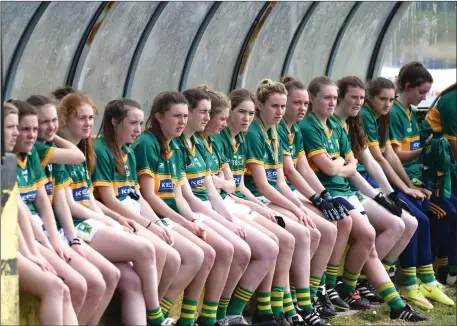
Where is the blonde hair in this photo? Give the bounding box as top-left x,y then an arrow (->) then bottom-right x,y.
195,84 -> 230,117
255,79 -> 287,163
3,101 -> 19,118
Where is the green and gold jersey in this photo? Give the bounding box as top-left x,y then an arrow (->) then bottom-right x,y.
92,137 -> 140,201
34,141 -> 70,203
176,135 -> 210,201
244,118 -> 283,197
421,89 -> 457,142
132,131 -> 184,213
277,118 -> 305,190
389,99 -> 421,180
214,128 -> 246,198
62,162 -> 92,226
360,104 -> 391,152
16,147 -> 48,214
299,112 -> 354,197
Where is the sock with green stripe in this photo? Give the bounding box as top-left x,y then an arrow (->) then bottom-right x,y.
418,264 -> 436,284
160,297 -> 174,315
217,297 -> 230,320
381,259 -> 395,274
340,269 -> 360,296
290,282 -> 297,303
256,291 -> 273,316
227,286 -> 254,316
401,267 -> 418,288
376,281 -> 406,310
283,292 -> 297,318
271,287 -> 284,318
180,299 -> 198,326
450,265 -> 457,274
358,271 -> 368,283
147,306 -> 164,325
296,288 -> 313,313
309,275 -> 321,299
198,300 -> 218,325
437,257 -> 449,275
326,264 -> 339,287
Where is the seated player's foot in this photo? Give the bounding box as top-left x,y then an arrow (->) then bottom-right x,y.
400,285 -> 433,310
390,304 -> 428,322
419,283 -> 455,306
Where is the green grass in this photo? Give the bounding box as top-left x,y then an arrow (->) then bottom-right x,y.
330,286 -> 456,326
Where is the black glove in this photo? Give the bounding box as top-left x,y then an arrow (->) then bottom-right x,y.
321,190 -> 349,219
309,193 -> 340,221
399,199 -> 412,213
374,192 -> 402,217
387,191 -> 403,216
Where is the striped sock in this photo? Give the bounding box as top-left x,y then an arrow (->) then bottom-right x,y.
401,267 -> 418,287
271,287 -> 284,318
290,282 -> 297,303
382,259 -> 395,274
147,306 -> 164,325
160,297 -> 174,315
198,300 -> 218,325
326,264 -> 339,287
417,264 -> 436,284
310,275 -> 321,299
437,257 -> 449,274
283,292 -> 296,318
358,271 -> 368,283
227,286 -> 254,316
217,297 -> 230,320
180,299 -> 198,326
296,288 -> 312,313
376,281 -> 406,310
256,291 -> 273,316
340,269 -> 360,296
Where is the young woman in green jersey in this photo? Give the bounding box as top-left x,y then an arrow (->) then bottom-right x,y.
4,102 -> 77,325
364,76 -> 455,306
334,76 -> 420,303
195,86 -> 310,325
26,94 -> 122,324
299,76 -> 427,321
178,88 -> 279,326
57,92 -> 171,326
11,99 -> 117,325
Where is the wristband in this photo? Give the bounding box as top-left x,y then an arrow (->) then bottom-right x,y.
70,238 -> 82,246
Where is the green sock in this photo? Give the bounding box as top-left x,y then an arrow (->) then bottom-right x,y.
326,264 -> 339,287
160,297 -> 174,315
290,282 -> 297,302
437,257 -> 449,274
382,259 -> 395,274
217,297 -> 230,320
320,271 -> 327,286
180,299 -> 198,326
401,267 -> 418,287
271,287 -> 284,318
283,292 -> 297,318
227,286 -> 254,316
256,291 -> 273,315
418,264 -> 436,284
341,269 -> 359,296
296,288 -> 312,313
358,271 -> 368,283
198,300 -> 218,325
376,281 -> 406,310
450,265 -> 457,274
309,275 -> 321,299
147,306 -> 164,325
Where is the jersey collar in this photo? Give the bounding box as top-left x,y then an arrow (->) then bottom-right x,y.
394,99 -> 412,121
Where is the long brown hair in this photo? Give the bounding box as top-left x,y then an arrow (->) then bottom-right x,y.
396,61 -> 433,92
336,76 -> 368,157
145,91 -> 189,158
366,77 -> 395,147
228,88 -> 257,111
280,75 -> 306,93
57,92 -> 98,173
307,76 -> 336,112
98,99 -> 141,175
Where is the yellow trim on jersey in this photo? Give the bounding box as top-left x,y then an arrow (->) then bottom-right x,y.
307,148 -> 327,158
246,158 -> 265,165
40,146 -> 56,169
444,134 -> 457,141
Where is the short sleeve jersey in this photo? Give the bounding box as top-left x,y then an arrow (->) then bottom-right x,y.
360,104 -> 391,152
16,147 -> 48,214
277,119 -> 306,190
63,162 -> 92,226
244,118 -> 283,197
132,131 -> 184,213
199,135 -> 229,199
299,112 -> 354,197
214,128 -> 246,199
389,99 -> 422,180
421,89 -> 457,141
92,138 -> 140,201
34,142 -> 70,203
176,135 -> 211,201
